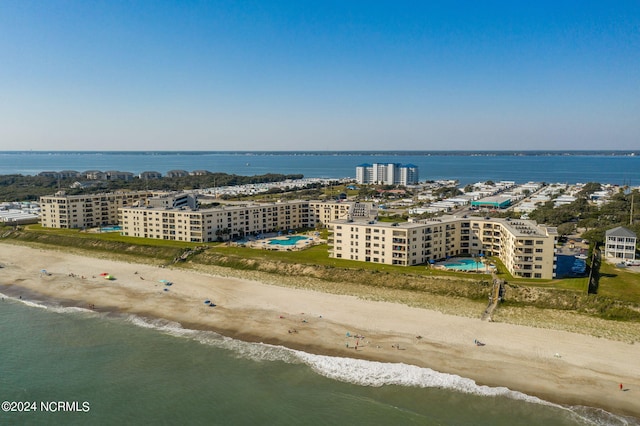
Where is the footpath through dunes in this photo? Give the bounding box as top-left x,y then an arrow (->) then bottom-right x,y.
1,243 -> 640,419
481,273 -> 504,321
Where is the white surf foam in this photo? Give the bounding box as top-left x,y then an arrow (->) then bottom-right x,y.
36,308 -> 638,426
293,350 -> 543,401
49,305 -> 96,314
0,292 -> 49,310
123,313 -> 300,363
0,292 -> 97,315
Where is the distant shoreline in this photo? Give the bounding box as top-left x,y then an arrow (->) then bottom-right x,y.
2,151 -> 638,185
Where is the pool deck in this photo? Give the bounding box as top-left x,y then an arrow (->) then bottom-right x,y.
233,233 -> 323,251
433,259 -> 495,273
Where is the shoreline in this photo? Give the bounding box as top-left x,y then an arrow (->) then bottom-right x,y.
1,243 -> 639,419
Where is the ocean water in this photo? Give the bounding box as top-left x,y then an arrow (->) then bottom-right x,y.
1,151 -> 639,186
0,295 -> 636,426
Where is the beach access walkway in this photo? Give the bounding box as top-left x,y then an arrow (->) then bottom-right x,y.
481,273 -> 503,321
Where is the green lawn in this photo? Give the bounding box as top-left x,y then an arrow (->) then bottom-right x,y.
22,224 -> 201,249
209,243 -> 493,281
598,262 -> 640,303
10,225 -> 640,304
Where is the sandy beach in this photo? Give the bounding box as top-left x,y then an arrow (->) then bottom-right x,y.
1,243 -> 639,419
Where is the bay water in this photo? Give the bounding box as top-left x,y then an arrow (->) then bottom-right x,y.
1,151 -> 639,186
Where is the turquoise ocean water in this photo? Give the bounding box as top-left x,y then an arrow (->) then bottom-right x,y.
0,295 -> 637,426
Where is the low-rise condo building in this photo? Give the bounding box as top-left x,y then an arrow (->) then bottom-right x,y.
40,190 -> 155,229
118,197 -> 378,242
328,216 -> 557,279
119,200 -> 312,242
40,190 -> 378,232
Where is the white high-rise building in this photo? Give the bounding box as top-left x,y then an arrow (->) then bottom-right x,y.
355,163 -> 419,185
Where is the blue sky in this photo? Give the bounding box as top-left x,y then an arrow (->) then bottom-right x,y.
1,1 -> 638,151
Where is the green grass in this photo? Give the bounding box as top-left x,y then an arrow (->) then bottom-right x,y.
598,262 -> 640,303
21,224 -> 200,249
2,224 -> 200,264
209,243 -> 493,280
5,224 -> 640,305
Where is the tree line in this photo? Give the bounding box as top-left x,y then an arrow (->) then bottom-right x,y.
0,172 -> 304,202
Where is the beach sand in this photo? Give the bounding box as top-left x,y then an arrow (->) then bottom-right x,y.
1,243 -> 639,418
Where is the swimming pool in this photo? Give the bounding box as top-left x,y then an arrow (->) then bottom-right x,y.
442,258 -> 486,271
100,226 -> 122,232
268,236 -> 310,246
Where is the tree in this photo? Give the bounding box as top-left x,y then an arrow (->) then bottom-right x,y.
557,222 -> 576,236
578,182 -> 602,198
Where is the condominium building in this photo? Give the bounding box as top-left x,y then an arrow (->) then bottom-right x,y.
355,163 -> 419,186
119,200 -> 312,242
118,197 -> 379,242
328,216 -> 558,279
147,192 -> 198,209
40,190 -> 155,229
604,226 -> 637,261
307,201 -> 377,225
39,189 -> 379,232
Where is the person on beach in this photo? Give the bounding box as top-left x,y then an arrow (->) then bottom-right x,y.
619,383 -> 623,391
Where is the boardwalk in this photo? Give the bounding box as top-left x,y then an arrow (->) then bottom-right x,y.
481,273 -> 503,321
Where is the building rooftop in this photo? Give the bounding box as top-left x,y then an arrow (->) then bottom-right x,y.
606,226 -> 637,238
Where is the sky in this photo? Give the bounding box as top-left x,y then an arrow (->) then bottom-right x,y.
0,1 -> 638,151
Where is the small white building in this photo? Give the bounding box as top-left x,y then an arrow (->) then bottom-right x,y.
604,226 -> 637,261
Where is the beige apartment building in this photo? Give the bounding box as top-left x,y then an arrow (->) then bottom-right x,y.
118,199 -> 378,242
328,216 -> 557,279
119,200 -> 311,242
307,201 -> 377,224
40,191 -> 155,229
39,189 -> 379,234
